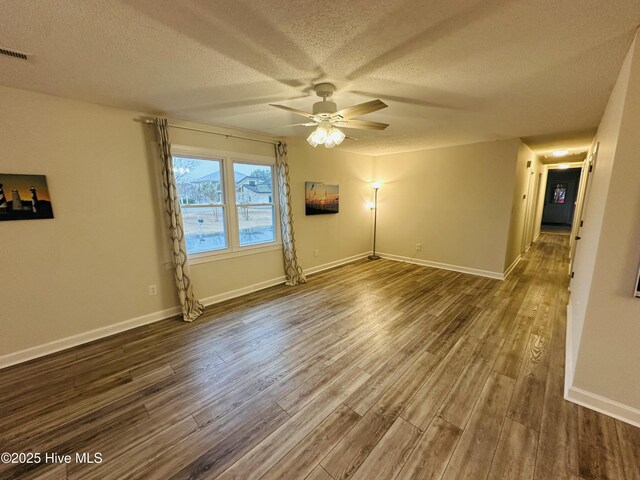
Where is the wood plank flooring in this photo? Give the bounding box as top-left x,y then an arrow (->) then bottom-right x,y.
1,234 -> 638,479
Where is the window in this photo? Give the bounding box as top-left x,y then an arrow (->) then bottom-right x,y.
234,163 -> 276,246
172,149 -> 279,260
174,156 -> 227,254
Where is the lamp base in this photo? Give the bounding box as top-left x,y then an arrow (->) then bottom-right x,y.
368,254 -> 381,260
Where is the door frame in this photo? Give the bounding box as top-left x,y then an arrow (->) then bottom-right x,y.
569,142 -> 599,276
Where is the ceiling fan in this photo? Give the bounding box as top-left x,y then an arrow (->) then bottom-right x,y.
270,83 -> 389,148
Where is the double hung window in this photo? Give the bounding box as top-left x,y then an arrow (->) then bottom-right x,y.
172,148 -> 279,261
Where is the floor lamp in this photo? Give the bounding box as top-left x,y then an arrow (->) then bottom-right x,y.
368,182 -> 381,260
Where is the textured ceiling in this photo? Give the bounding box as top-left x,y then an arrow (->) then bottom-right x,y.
1,0 -> 639,155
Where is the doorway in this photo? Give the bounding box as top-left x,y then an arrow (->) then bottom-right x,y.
541,168 -> 582,232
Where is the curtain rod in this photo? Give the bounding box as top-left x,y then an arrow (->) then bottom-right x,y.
143,119 -> 279,146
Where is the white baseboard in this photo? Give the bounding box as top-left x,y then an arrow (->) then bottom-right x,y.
533,231 -> 541,243
0,305 -> 182,370
199,276 -> 286,307
504,255 -> 522,279
378,252 -> 504,280
0,253 -> 371,370
564,304 -> 640,427
565,303 -> 574,397
566,386 -> 640,428
305,252 -> 370,276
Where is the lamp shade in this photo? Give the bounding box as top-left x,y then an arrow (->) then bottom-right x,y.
306,131 -> 320,147
306,122 -> 346,148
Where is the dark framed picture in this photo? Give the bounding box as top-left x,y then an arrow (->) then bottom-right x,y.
0,173 -> 54,221
305,182 -> 339,215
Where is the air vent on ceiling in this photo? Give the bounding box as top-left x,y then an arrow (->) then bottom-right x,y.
0,47 -> 29,60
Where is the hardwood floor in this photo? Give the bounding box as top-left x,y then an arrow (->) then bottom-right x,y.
1,234 -> 638,479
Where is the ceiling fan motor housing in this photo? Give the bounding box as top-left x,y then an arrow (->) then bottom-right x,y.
313,100 -> 337,117
312,83 -> 338,117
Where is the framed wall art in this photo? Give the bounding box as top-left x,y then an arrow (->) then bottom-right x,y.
305,182 -> 339,215
0,173 -> 54,221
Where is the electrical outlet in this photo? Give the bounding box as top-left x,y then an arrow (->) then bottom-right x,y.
416,243 -> 422,251
148,284 -> 158,296
314,249 -> 319,257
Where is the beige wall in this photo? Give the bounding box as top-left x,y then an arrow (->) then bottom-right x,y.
532,167 -> 548,241
0,86 -> 371,360
504,143 -> 541,271
287,139 -> 373,270
567,47 -> 630,384
571,35 -> 640,410
0,86 -> 177,356
372,139 -> 521,276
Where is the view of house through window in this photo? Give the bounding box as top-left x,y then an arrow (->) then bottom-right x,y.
234,163 -> 275,246
173,155 -> 276,256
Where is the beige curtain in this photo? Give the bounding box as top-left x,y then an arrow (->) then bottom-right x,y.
275,141 -> 306,285
156,118 -> 204,322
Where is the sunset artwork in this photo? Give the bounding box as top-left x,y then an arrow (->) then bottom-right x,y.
305,182 -> 339,215
0,174 -> 54,221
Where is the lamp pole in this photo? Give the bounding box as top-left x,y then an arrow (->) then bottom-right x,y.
368,183 -> 381,260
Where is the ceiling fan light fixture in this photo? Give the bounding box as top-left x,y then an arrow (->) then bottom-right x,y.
306,131 -> 320,147
308,127 -> 326,145
324,136 -> 337,148
329,127 -> 345,145
306,120 -> 344,148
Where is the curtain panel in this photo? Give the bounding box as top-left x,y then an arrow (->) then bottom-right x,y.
156,118 -> 204,322
275,141 -> 306,285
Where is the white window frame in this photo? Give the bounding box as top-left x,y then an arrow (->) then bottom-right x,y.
171,145 -> 281,264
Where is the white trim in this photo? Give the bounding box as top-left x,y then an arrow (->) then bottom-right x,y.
533,231 -> 541,243
504,254 -> 522,279
0,305 -> 181,370
564,304 -> 640,428
188,243 -> 282,265
171,144 -> 274,164
305,252 -> 370,276
170,144 -> 282,259
566,386 -> 640,428
565,303 -> 574,396
378,252 -> 504,280
0,252 -> 371,370
199,276 -> 286,307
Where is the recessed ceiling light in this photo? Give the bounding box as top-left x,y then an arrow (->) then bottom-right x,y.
552,149 -> 569,157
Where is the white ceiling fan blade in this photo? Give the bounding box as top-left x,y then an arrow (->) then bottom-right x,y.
333,99 -> 387,120
270,104 -> 316,119
333,119 -> 389,130
282,122 -> 319,127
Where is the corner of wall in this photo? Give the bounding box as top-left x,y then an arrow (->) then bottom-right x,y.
565,32 -> 640,427
503,141 -> 535,271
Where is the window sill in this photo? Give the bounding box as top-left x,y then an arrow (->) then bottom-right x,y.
185,242 -> 283,265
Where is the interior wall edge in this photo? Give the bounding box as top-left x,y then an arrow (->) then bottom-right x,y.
565,386 -> 640,428
198,276 -> 287,309
304,252 -> 372,276
0,304 -> 182,370
503,254 -> 522,279
0,251 -> 374,370
378,252 -> 505,280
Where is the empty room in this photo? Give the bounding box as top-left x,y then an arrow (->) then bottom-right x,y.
1,1 -> 640,479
